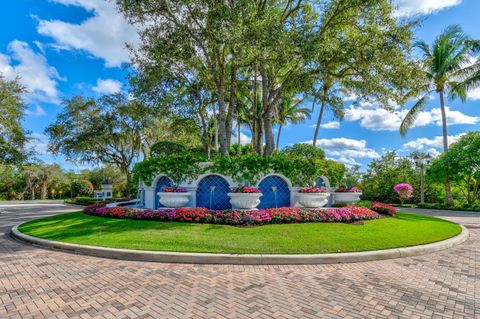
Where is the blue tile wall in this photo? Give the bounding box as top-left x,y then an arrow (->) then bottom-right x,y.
196,175 -> 232,210
155,176 -> 173,209
258,176 -> 290,209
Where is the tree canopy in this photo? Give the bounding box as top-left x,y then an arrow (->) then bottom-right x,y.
0,76 -> 28,164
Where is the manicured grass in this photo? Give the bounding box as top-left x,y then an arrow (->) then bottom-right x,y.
18,212 -> 462,254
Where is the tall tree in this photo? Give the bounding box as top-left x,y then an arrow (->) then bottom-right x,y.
0,75 -> 28,164
400,25 -> 480,206
46,94 -> 153,194
275,97 -> 311,150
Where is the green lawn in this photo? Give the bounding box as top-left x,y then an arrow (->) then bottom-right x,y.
18,212 -> 462,254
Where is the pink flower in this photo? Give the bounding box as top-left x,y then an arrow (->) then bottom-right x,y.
299,187 -> 327,193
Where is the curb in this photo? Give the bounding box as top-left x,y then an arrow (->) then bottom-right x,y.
11,225 -> 468,265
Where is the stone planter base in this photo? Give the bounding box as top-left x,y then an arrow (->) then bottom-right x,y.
158,192 -> 191,208
228,193 -> 262,210
296,192 -> 330,208
333,192 -> 362,204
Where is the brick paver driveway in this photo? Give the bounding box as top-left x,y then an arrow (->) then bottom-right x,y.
0,201 -> 478,319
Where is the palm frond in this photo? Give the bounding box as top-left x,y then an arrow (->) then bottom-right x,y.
448,81 -> 468,102
400,94 -> 430,137
413,40 -> 431,58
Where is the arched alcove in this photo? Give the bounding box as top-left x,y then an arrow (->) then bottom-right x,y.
257,175 -> 291,209
315,176 -> 331,189
196,174 -> 232,210
154,176 -> 173,209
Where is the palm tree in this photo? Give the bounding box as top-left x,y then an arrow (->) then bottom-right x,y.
400,25 -> 480,206
275,98 -> 311,150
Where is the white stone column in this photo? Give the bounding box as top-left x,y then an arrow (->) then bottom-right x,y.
144,186 -> 156,209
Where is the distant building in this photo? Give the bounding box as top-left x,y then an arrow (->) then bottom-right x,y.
93,182 -> 113,199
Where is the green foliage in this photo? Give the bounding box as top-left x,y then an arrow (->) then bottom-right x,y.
428,131 -> 480,205
0,76 -> 28,164
150,141 -> 186,158
281,144 -> 326,160
360,152 -> 417,202
135,143 -> 345,188
70,180 -> 94,197
210,154 -> 271,186
134,152 -> 203,186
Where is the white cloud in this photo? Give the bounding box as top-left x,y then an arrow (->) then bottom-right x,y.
394,0 -> 461,17
36,0 -> 140,67
93,78 -> 122,94
344,105 -> 479,131
301,137 -> 380,166
0,40 -> 63,104
27,132 -> 50,155
468,87 -> 480,100
402,133 -> 465,156
309,121 -> 340,130
25,105 -> 47,116
322,121 -> 340,129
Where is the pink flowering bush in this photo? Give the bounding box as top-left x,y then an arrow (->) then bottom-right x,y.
371,201 -> 397,216
298,187 -> 327,193
84,203 -> 380,226
162,187 -> 188,193
230,186 -> 262,193
393,183 -> 413,204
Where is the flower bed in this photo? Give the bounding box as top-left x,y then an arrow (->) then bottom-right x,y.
230,186 -> 261,193
84,203 -> 379,226
371,201 -> 397,216
335,186 -> 362,192
163,187 -> 188,192
299,187 -> 327,193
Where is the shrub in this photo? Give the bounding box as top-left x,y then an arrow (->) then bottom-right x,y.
371,201 -> 397,216
84,204 -> 380,226
70,180 -> 94,197
393,183 -> 413,205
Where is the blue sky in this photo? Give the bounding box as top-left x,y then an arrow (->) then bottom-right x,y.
1,0 -> 479,171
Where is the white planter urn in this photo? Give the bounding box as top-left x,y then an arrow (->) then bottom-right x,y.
228,193 -> 262,210
158,192 -> 191,208
296,192 -> 330,208
333,192 -> 362,204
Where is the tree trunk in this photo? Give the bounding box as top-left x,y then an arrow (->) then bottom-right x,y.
259,65 -> 275,156
212,103 -> 219,152
225,62 -> 238,153
439,91 -> 454,206
263,113 -> 275,156
41,180 -> 48,200
313,87 -> 328,146
237,117 -> 241,155
276,124 -> 283,150
252,64 -> 263,155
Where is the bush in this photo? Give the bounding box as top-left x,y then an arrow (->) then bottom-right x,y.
84,204 -> 380,226
371,202 -> 397,216
70,180 -> 94,197
73,197 -> 130,206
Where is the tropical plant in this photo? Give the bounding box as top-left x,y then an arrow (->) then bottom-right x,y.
427,131 -> 480,205
0,76 -> 28,164
275,97 -> 311,150
400,25 -> 480,206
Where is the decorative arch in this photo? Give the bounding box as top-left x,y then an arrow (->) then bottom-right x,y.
315,176 -> 331,189
154,175 -> 173,209
256,174 -> 291,209
195,174 -> 232,210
